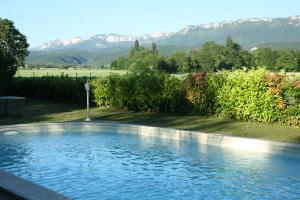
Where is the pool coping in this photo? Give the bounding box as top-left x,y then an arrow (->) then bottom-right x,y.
0,170 -> 70,200
1,121 -> 300,154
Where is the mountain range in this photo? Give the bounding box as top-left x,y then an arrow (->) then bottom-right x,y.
27,16 -> 300,66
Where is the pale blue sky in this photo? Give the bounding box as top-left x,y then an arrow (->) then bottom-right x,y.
1,0 -> 300,47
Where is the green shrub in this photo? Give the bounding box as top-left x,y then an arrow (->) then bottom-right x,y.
160,76 -> 186,111
217,69 -> 274,121
8,69 -> 299,126
184,72 -> 219,114
9,76 -> 86,104
215,69 -> 299,124
91,76 -> 110,106
92,70 -> 186,112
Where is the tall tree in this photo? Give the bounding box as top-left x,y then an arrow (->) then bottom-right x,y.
134,39 -> 140,51
0,18 -> 29,92
151,42 -> 158,54
252,48 -> 278,70
275,50 -> 298,71
226,37 -> 241,52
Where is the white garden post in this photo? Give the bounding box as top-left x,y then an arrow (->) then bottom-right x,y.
84,80 -> 91,122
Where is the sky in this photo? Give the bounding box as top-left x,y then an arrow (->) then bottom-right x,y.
1,0 -> 300,47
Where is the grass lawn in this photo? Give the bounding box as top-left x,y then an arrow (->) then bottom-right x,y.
0,99 -> 299,144
15,69 -> 128,77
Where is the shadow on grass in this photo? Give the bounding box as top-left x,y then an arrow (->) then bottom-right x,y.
1,100 -> 300,144
0,99 -> 83,125
95,111 -> 234,133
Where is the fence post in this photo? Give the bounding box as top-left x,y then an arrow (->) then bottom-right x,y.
33,72 -> 34,77
76,72 -> 77,78
90,72 -> 91,79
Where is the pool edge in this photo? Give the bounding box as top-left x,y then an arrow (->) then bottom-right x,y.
0,170 -> 70,200
1,121 -> 300,155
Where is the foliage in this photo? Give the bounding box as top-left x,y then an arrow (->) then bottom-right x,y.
8,76 -> 86,104
8,68 -> 299,125
252,48 -> 300,72
91,68 -> 300,125
0,18 -> 29,93
184,72 -> 218,114
92,70 -> 186,112
216,69 -> 299,125
110,39 -> 300,74
91,77 -> 110,106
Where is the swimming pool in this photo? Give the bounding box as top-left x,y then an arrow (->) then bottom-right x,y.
0,123 -> 299,199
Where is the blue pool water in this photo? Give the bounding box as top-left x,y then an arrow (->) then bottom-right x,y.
0,130 -> 299,200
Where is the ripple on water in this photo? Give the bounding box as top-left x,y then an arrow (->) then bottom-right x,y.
0,131 -> 299,200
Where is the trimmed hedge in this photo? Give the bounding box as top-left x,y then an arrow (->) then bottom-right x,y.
6,69 -> 299,125
8,76 -> 87,104
91,71 -> 186,112
92,69 -> 299,125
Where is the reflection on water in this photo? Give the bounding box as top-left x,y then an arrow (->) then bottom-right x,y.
0,131 -> 299,200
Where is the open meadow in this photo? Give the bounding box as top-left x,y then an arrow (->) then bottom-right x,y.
16,68 -> 128,77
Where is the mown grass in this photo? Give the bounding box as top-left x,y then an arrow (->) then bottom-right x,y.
0,99 -> 299,143
15,69 -> 189,80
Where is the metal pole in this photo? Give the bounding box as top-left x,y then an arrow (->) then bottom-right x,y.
84,80 -> 91,122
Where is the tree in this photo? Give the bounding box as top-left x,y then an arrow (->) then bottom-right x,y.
168,51 -> 190,73
187,50 -> 201,72
151,42 -> 158,54
275,50 -> 298,71
198,41 -> 228,71
252,48 -> 278,70
0,18 -> 29,91
128,46 -> 135,58
134,39 -> 140,51
226,36 -> 241,52
239,50 -> 255,68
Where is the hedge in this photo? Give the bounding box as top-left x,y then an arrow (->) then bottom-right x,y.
6,69 -> 299,125
91,70 -> 186,112
92,69 -> 299,125
7,76 -> 87,104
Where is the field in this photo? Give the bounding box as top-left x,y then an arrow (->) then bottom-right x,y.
16,69 -> 128,77
15,69 -> 299,79
15,68 -> 189,79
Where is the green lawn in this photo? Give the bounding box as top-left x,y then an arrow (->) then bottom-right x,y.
0,99 -> 299,144
15,69 -> 128,77
15,69 -> 189,79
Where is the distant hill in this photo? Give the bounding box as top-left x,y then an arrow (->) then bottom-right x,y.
27,16 -> 300,66
28,47 -> 129,66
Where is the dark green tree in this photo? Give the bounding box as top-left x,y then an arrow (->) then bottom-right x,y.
151,42 -> 158,54
134,39 -> 140,51
198,41 -> 228,71
168,51 -> 190,73
226,36 -> 241,52
275,50 -> 298,71
252,48 -> 278,70
0,18 -> 29,92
